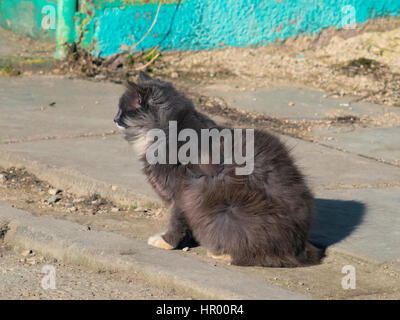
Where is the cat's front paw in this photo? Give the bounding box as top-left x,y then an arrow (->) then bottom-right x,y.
147,233 -> 174,250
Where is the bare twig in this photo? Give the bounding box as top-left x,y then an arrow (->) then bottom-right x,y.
130,1 -> 163,51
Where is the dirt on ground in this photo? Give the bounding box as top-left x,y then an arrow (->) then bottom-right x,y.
0,241 -> 188,299
0,166 -> 168,238
0,28 -> 55,59
2,17 -> 400,138
0,27 -> 55,77
186,90 -> 400,143
32,16 -> 400,108
1,17 -> 400,300
1,166 -> 399,300
155,16 -> 400,107
2,16 -> 400,107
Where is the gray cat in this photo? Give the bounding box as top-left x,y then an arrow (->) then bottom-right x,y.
114,72 -> 320,267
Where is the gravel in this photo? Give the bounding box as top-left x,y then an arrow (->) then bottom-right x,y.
0,244 -> 188,300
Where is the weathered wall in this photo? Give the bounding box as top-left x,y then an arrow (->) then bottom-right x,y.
0,0 -> 57,41
77,0 -> 400,57
1,0 -> 400,56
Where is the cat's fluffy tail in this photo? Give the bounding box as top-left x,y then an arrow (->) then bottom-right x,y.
267,242 -> 321,267
232,242 -> 322,268
296,242 -> 322,266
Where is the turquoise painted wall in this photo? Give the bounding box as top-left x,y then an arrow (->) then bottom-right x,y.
1,0 -> 400,56
0,0 -> 57,41
80,0 -> 400,57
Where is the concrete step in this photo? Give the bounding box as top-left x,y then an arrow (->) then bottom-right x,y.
0,204 -> 308,300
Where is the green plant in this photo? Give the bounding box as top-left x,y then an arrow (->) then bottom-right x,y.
0,65 -> 21,77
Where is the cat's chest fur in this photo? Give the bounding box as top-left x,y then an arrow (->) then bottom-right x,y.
132,134 -> 148,157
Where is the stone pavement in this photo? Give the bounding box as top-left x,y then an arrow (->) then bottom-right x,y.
0,76 -> 399,271
0,76 -> 121,143
201,84 -> 400,121
201,83 -> 400,167
201,83 -> 400,264
0,204 -> 306,299
313,126 -> 400,166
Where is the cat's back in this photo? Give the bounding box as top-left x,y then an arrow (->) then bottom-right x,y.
248,129 -> 312,204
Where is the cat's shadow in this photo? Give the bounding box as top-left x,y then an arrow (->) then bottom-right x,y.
310,198 -> 366,249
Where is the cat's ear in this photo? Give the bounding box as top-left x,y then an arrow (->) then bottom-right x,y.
120,81 -> 145,110
138,71 -> 153,83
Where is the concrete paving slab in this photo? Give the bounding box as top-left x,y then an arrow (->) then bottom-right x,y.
1,134 -> 400,206
0,135 -> 400,199
313,126 -> 400,166
0,135 -> 157,206
0,204 -> 308,299
0,76 -> 123,143
201,84 -> 400,121
312,187 -> 400,264
281,135 -> 400,190
1,133 -> 399,265
1,76 -> 399,267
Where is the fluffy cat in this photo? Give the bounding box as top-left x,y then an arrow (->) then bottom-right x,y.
114,72 -> 320,267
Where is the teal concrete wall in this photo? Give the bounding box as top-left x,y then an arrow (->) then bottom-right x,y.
1,0 -> 400,56
78,0 -> 400,57
0,0 -> 57,41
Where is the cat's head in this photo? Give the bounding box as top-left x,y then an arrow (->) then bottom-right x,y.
114,72 -> 193,133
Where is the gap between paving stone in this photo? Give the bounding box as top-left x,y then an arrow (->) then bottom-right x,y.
2,76 -> 399,268
2,75 -> 398,171
2,134 -> 400,204
0,146 -> 158,208
199,84 -> 400,121
313,127 -> 400,167
1,131 -> 120,145
313,187 -> 400,264
1,134 -> 400,266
